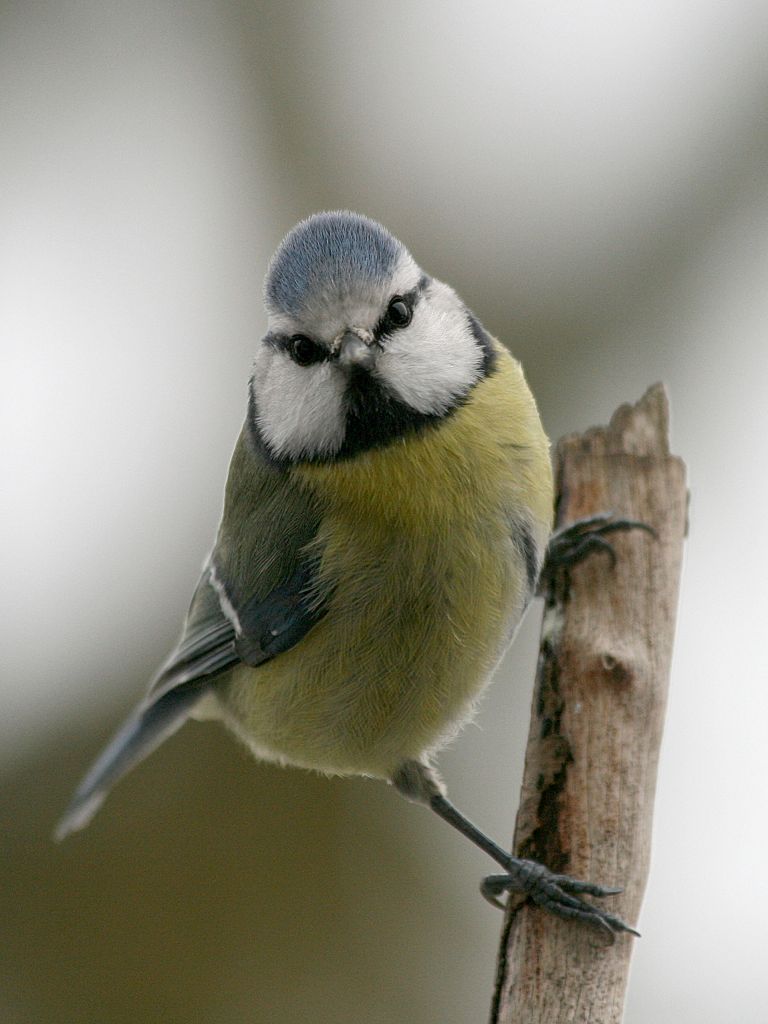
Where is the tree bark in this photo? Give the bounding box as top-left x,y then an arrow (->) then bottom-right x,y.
490,384 -> 687,1024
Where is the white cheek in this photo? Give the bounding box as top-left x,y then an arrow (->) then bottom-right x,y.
252,346 -> 346,459
375,285 -> 483,415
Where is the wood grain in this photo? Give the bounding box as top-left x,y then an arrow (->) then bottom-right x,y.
491,384 -> 687,1024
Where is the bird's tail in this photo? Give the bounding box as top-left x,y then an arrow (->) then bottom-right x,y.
54,681 -> 209,841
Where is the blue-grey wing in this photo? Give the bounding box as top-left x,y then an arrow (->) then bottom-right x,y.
55,429 -> 327,839
146,558 -> 240,702
54,565 -> 238,840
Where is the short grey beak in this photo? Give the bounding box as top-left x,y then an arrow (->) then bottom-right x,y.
337,331 -> 377,372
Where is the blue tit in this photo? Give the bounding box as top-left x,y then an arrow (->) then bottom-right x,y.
56,211 -> 635,936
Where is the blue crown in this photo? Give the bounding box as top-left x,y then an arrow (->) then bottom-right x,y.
266,211 -> 404,316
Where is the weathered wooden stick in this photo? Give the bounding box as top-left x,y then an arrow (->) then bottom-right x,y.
490,384 -> 687,1024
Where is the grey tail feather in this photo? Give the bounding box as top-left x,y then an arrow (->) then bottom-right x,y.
54,681 -> 209,841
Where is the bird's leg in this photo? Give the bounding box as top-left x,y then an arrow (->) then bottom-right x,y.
392,761 -> 639,942
538,513 -> 655,592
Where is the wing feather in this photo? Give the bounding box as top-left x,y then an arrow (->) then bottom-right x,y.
56,430 -> 327,838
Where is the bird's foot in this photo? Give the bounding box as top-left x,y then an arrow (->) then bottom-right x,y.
481,857 -> 639,943
538,513 -> 655,591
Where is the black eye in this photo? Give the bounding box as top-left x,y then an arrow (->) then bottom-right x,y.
385,296 -> 412,329
289,335 -> 325,366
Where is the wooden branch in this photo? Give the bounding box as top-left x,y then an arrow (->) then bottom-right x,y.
490,384 -> 687,1024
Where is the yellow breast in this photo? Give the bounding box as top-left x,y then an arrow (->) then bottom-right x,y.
221,344 -> 553,779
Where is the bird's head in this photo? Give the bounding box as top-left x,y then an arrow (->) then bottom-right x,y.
250,211 -> 495,464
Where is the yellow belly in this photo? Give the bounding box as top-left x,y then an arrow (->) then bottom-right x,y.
220,345 -> 553,778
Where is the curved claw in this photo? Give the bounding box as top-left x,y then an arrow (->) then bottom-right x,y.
547,874 -> 624,898
480,859 -> 640,941
556,534 -> 618,569
481,874 -> 511,910
539,513 -> 657,590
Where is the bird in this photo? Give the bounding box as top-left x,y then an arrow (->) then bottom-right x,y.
56,210 -> 636,937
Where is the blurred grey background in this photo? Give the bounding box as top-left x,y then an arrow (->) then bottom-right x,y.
2,2 -> 767,1022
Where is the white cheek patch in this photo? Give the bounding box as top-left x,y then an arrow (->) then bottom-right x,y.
374,280 -> 484,415
251,345 -> 346,460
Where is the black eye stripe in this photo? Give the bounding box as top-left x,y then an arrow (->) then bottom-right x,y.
263,332 -> 328,366
374,275 -> 430,343
261,275 -> 431,358
289,334 -> 326,366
